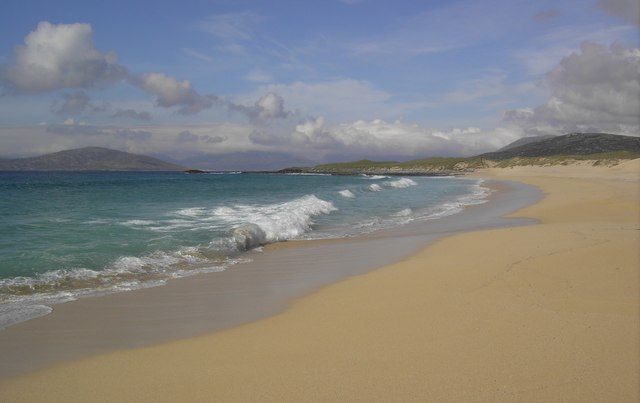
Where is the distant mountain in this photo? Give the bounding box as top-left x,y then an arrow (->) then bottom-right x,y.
496,135 -> 557,152
481,133 -> 640,160
0,147 -> 187,171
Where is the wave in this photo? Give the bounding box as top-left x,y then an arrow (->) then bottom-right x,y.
217,195 -> 337,250
0,248 -> 229,299
122,219 -> 158,226
0,303 -> 53,330
416,180 -> 490,220
0,194 -> 337,328
0,244 -> 237,329
175,207 -> 207,217
393,208 -> 413,217
360,174 -> 389,180
338,189 -> 356,198
367,178 -> 415,192
384,178 -> 417,188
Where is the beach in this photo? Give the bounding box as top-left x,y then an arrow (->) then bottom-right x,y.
0,161 -> 638,402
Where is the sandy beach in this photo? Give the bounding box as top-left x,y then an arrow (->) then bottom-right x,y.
1,161 -> 638,402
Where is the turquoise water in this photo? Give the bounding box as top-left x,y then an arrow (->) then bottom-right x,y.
0,171 -> 488,328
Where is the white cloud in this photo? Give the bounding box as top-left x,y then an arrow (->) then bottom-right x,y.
249,117 -> 521,159
324,120 -> 520,157
228,92 -> 289,121
134,72 -> 216,115
506,42 -> 640,135
515,24 -> 635,75
1,22 -> 126,93
2,22 -> 221,117
291,117 -> 339,147
255,92 -> 287,119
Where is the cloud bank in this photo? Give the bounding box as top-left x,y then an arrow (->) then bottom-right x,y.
505,42 -> 640,135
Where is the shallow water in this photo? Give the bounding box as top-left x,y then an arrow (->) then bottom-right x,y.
0,171 -> 488,328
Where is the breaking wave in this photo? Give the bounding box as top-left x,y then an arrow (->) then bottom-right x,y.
218,195 -> 337,250
338,189 -> 356,198
384,178 -> 417,188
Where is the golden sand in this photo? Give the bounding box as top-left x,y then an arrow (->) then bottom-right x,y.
1,161 -> 638,402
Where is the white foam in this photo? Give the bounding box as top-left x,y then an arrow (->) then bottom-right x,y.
0,304 -> 53,330
369,184 -> 382,192
122,219 -> 157,226
393,208 -> 413,217
232,224 -> 268,250
361,174 -> 389,180
0,241 -> 244,329
338,189 -> 356,198
82,219 -> 111,225
416,179 -> 490,221
384,178 -> 417,188
175,207 -> 206,217
215,194 -> 337,250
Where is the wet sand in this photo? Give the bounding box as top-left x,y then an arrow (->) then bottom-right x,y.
0,161 -> 638,402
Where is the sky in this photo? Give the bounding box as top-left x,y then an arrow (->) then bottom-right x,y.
1,0 -> 638,168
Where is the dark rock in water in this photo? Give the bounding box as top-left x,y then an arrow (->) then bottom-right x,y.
185,169 -> 209,174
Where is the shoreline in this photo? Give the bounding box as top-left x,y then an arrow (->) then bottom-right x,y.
1,161 -> 637,401
0,178 -> 539,379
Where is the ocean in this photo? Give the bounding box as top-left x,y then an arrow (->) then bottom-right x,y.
0,171 -> 489,329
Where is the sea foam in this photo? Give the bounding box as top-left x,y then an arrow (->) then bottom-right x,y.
339,189 -> 356,198
216,195 -> 337,250
384,178 -> 417,188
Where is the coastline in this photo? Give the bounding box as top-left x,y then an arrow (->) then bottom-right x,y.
1,161 -> 638,401
0,177 -> 538,379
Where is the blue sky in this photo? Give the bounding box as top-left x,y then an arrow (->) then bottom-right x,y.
1,0 -> 638,168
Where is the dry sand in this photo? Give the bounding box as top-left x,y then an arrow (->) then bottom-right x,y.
1,160 -> 638,402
